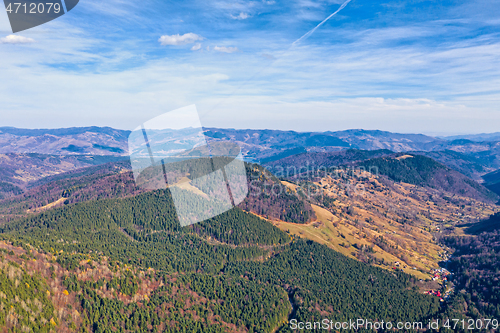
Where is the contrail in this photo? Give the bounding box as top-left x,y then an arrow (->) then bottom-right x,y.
292,0 -> 353,46
198,0 -> 353,120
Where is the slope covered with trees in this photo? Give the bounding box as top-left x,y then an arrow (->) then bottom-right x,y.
357,154 -> 498,202
440,213 -> 500,328
0,161 -> 316,225
0,188 -> 443,332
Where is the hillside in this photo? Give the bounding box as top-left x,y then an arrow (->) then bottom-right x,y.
206,128 -> 500,164
264,150 -> 497,203
1,150 -> 496,279
464,212 -> 500,234
0,127 -> 499,332
0,160 -> 316,225
270,163 -> 498,279
416,150 -> 498,181
482,169 -> 500,197
0,127 -> 129,156
442,132 -> 500,142
2,127 -> 499,192
0,189 -> 442,332
263,149 -> 393,177
356,154 -> 498,203
0,154 -> 126,193
0,161 -> 141,222
3,126 -> 500,169
440,213 -> 500,321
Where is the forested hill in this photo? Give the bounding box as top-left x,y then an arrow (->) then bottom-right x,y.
263,150 -> 497,203
441,212 -> 500,321
0,127 -> 129,156
0,161 -> 316,225
482,169 -> 500,197
464,211 -> 500,235
263,149 -> 393,176
356,154 -> 498,203
0,188 -> 442,332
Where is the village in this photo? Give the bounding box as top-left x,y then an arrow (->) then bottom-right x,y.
392,259 -> 453,303
424,267 -> 453,302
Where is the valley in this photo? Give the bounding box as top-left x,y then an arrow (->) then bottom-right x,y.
271,169 -> 498,280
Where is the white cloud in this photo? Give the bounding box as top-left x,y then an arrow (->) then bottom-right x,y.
214,46 -> 239,53
231,12 -> 249,20
191,43 -> 202,51
0,35 -> 35,44
158,33 -> 203,46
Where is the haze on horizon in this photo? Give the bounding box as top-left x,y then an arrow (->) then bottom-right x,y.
0,0 -> 499,135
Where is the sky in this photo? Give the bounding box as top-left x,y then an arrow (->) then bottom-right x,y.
0,0 -> 499,135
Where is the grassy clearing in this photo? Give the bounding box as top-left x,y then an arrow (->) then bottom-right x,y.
27,197 -> 67,213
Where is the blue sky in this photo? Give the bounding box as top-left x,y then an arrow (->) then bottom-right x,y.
0,0 -> 499,135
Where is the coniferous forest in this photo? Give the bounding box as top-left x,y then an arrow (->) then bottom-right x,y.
0,187 -> 445,332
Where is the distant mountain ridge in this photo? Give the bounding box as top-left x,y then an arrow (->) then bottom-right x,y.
0,126 -> 131,139
2,125 -> 500,156
204,128 -> 500,162
441,132 -> 500,142
1,126 -> 499,182
0,126 -> 130,156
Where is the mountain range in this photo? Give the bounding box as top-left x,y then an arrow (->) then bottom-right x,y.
2,126 -> 500,182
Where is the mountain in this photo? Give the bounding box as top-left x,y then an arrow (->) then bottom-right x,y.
0,127 -> 130,156
205,129 -> 500,175
263,150 -> 497,203
2,127 -> 500,179
356,154 -> 498,203
205,128 -> 444,162
0,159 -> 316,225
2,149 -> 495,279
267,154 -> 498,276
442,132 -> 500,142
263,149 -> 394,177
0,160 -> 139,222
0,153 -> 126,190
441,212 -> 500,320
464,211 -> 500,234
482,169 -> 500,197
415,150 -> 498,181
325,129 -> 443,151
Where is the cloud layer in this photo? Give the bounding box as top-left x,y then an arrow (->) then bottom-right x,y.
0,0 -> 499,135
